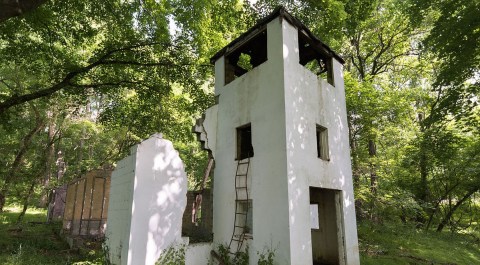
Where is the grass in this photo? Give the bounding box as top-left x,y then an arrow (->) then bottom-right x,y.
2,205 -> 480,264
0,205 -> 104,265
359,221 -> 480,265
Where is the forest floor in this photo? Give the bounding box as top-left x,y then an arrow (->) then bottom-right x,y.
359,220 -> 480,264
1,206 -> 480,264
0,205 -> 102,265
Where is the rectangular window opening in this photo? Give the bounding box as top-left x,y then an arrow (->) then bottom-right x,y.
316,125 -> 329,161
239,200 -> 253,234
298,31 -> 334,86
237,124 -> 254,160
225,29 -> 268,85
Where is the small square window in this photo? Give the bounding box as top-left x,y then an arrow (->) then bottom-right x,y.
236,124 -> 254,160
316,125 -> 329,160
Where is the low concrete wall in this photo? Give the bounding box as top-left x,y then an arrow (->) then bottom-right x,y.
106,134 -> 187,265
185,242 -> 213,265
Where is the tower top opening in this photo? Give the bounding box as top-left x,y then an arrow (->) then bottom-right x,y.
210,6 -> 344,65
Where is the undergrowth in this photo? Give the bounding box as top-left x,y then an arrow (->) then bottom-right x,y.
358,220 -> 480,265
155,244 -> 186,265
0,205 -> 103,265
2,205 -> 479,265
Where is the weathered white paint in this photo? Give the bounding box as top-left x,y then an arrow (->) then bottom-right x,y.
185,242 -> 213,265
105,134 -> 187,265
203,105 -> 218,157
105,146 -> 136,265
310,204 -> 319,229
204,15 -> 360,265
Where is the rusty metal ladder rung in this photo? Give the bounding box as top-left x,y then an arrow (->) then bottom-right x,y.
228,157 -> 251,253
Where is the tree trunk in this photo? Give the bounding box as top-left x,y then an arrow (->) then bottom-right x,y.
16,180 -> 36,224
417,113 -> 430,225
418,113 -> 429,203
368,138 -> 378,221
436,186 -> 480,232
419,149 -> 429,201
0,119 -> 44,212
368,139 -> 377,194
349,125 -> 360,190
425,182 -> 460,230
38,113 -> 56,207
56,150 -> 66,181
77,126 -> 86,175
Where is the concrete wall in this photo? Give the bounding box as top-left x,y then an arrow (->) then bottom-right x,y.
106,134 -> 187,265
185,242 -> 213,265
211,18 -> 291,264
207,16 -> 359,265
106,146 -> 136,265
282,20 -> 359,264
203,105 -> 218,157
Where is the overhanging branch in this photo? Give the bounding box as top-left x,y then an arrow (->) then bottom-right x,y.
0,42 -> 207,115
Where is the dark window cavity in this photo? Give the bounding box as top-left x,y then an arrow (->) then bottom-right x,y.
239,199 -> 253,234
316,125 -> 329,160
237,124 -> 254,160
298,31 -> 334,85
225,30 -> 267,85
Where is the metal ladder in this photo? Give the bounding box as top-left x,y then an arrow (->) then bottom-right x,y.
228,157 -> 251,252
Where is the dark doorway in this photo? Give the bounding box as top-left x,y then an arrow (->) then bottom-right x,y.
310,187 -> 346,265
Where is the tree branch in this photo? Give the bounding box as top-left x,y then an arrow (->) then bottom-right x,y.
0,42 -> 204,114
68,80 -> 144,89
100,59 -> 210,68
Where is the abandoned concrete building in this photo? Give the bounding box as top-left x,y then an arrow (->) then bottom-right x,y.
105,7 -> 359,265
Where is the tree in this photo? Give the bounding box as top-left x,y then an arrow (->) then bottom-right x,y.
0,0 -> 212,116
0,0 -> 180,209
0,103 -> 45,211
409,0 -> 480,124
396,0 -> 480,229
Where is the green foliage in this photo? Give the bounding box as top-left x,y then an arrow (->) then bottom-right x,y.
215,244 -> 277,265
257,247 -> 276,265
217,244 -> 232,264
171,0 -> 257,60
216,244 -> 249,265
253,0 -> 347,49
359,220 -> 480,264
408,0 -> 480,124
0,0 -> 218,205
155,244 -> 186,265
0,0 -> 478,250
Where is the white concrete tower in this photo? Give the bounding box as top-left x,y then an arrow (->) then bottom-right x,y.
200,7 -> 360,265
